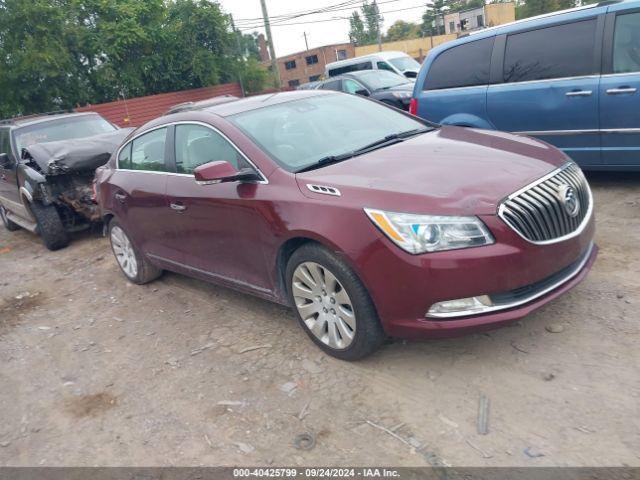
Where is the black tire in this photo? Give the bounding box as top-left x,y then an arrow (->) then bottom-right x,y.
30,202 -> 69,251
108,218 -> 162,285
0,204 -> 20,231
286,243 -> 386,361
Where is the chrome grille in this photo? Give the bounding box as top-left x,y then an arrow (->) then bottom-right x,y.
499,163 -> 592,243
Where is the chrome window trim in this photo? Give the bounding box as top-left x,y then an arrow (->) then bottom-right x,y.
424,75 -> 602,93
426,241 -> 594,319
497,162 -> 593,246
601,71 -> 640,78
115,121 -> 269,184
515,128 -> 640,136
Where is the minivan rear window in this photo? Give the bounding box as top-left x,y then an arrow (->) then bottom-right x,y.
503,19 -> 597,83
424,37 -> 494,90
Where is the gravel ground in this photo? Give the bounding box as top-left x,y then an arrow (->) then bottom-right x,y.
0,171 -> 638,467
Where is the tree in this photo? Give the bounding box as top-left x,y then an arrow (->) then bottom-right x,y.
385,20 -> 420,42
0,0 -> 267,118
348,1 -> 381,46
421,0 -> 447,36
515,0 -> 596,19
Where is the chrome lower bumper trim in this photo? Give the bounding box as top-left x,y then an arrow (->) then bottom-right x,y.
426,242 -> 594,319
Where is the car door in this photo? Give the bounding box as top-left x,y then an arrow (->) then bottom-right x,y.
599,8 -> 640,167
487,16 -> 604,167
0,127 -> 24,216
163,122 -> 272,292
109,127 -> 177,260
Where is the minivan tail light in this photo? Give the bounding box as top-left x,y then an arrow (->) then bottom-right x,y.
409,98 -> 418,116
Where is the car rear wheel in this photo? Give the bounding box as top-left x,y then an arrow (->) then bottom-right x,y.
286,243 -> 386,360
0,205 -> 20,232
108,219 -> 162,284
30,202 -> 69,251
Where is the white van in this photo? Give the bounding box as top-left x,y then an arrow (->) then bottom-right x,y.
325,51 -> 421,79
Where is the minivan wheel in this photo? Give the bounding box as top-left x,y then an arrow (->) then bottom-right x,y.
0,205 -> 20,231
108,219 -> 162,285
30,202 -> 69,250
286,243 -> 386,360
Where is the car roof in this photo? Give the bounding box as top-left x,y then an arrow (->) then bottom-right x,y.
0,111 -> 102,129
200,89 -> 335,117
326,51 -> 410,69
166,95 -> 240,114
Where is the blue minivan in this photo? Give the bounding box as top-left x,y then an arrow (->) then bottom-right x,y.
411,0 -> 640,169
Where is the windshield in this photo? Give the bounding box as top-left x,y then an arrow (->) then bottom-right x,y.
357,70 -> 412,90
14,115 -> 116,152
389,56 -> 421,72
229,94 -> 429,172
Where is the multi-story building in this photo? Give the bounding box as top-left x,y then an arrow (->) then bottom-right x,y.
444,2 -> 515,34
276,43 -> 355,88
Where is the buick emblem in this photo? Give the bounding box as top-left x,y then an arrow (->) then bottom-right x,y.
557,184 -> 580,217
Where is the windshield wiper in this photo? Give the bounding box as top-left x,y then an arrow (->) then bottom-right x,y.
295,128 -> 431,173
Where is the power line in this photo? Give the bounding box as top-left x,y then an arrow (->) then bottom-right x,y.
233,0 -> 366,24
237,3 -> 429,31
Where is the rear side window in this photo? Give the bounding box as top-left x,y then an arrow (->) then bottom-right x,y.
129,128 -> 168,172
504,19 -> 597,83
328,61 -> 372,77
613,12 -> 640,74
424,37 -> 494,90
377,61 -> 395,72
321,80 -> 342,91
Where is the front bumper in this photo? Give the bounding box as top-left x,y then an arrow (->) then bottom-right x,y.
356,212 -> 597,339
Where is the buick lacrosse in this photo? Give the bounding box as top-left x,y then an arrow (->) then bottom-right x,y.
96,91 -> 597,360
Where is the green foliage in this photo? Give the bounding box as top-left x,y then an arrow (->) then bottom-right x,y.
384,20 -> 420,42
348,1 -> 382,46
515,0 -> 596,20
0,0 -> 265,118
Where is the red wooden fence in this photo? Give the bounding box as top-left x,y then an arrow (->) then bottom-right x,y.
76,83 -> 243,128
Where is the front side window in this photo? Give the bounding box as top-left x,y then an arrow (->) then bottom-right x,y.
118,143 -> 132,169
343,79 -> 365,94
504,19 -> 597,83
377,61 -> 395,72
613,12 -> 640,74
356,70 -> 410,90
175,124 -> 249,174
129,128 -> 167,172
320,79 -> 341,91
424,37 -> 494,90
389,56 -> 421,72
229,94 -> 429,172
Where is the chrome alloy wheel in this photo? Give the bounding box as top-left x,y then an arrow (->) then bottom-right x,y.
110,225 -> 138,279
292,262 -> 356,350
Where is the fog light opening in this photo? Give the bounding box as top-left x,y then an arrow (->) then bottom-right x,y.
427,295 -> 493,316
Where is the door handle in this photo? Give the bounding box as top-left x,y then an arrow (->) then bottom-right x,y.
565,90 -> 592,97
170,202 -> 186,212
606,87 -> 637,95
114,192 -> 126,203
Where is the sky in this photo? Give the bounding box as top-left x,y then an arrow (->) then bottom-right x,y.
218,0 -> 429,57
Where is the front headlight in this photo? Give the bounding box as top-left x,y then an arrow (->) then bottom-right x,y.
364,208 -> 494,254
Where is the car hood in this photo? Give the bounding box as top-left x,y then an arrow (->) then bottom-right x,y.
296,126 -> 569,215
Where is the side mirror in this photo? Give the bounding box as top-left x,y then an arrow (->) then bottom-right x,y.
355,89 -> 370,97
194,161 -> 259,185
404,71 -> 417,79
0,153 -> 9,168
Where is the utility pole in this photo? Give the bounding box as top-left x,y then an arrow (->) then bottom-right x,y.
260,0 -> 281,88
229,14 -> 245,97
303,31 -> 309,51
375,2 -> 382,52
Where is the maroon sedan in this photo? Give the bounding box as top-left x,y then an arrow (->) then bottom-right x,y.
96,90 -> 597,360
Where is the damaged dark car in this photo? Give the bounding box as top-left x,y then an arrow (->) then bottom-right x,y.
0,111 -> 133,250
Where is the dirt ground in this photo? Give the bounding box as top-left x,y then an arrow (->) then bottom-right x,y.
0,172 -> 638,467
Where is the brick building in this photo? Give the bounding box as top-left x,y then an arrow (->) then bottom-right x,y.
276,42 -> 355,88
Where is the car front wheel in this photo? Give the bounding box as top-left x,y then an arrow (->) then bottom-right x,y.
108,219 -> 162,284
286,243 -> 386,360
